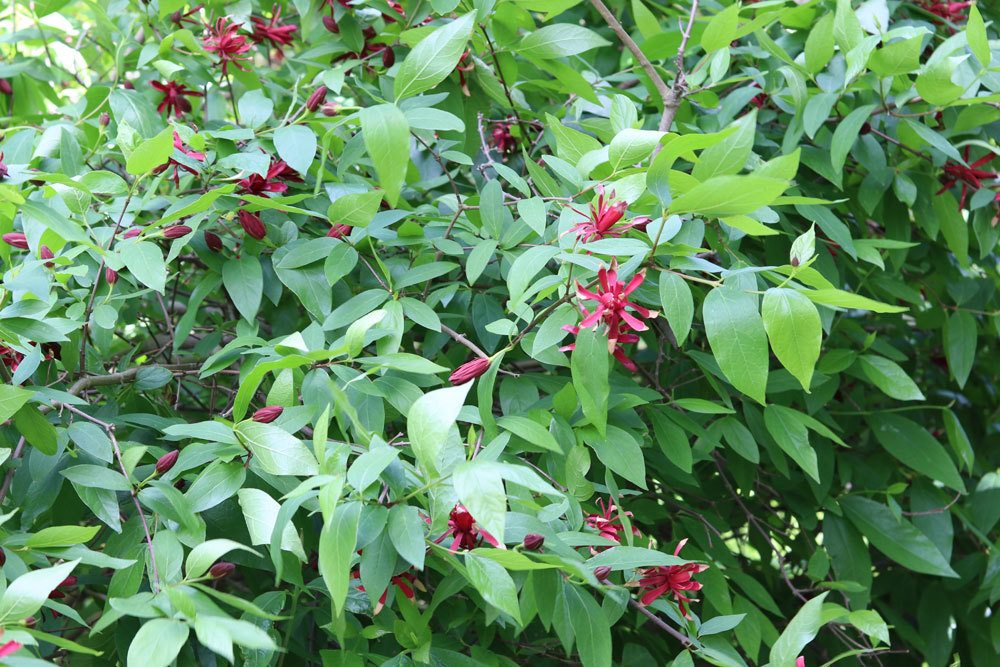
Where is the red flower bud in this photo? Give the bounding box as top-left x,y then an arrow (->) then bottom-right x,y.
122,227 -> 142,239
204,231 -> 223,252
522,533 -> 545,551
155,450 -> 179,474
252,405 -> 283,423
163,225 -> 192,239
326,223 -> 351,239
39,245 -> 54,260
382,47 -> 395,68
174,478 -> 186,491
0,80 -> 11,96
59,576 -> 78,588
594,565 -> 612,582
321,103 -> 340,117
0,547 -> 6,567
237,210 -> 267,240
99,112 -> 110,127
123,80 -> 134,89
449,357 -> 491,385
24,617 -> 36,629
306,86 -> 328,112
209,561 -> 236,579
2,233 -> 28,249
323,15 -> 339,33
363,26 -> 376,40
105,267 -> 118,285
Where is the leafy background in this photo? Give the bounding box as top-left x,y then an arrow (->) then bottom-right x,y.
0,0 -> 998,665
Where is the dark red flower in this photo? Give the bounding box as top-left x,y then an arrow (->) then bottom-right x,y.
936,146 -> 999,210
237,159 -> 300,196
434,504 -> 500,552
326,223 -> 352,239
150,80 -> 203,117
209,561 -> 236,579
237,210 -> 267,240
251,5 -> 298,57
0,152 -> 8,180
634,539 -> 709,616
584,496 -> 639,548
0,346 -> 23,371
449,357 -> 491,385
353,567 -> 424,614
455,50 -> 474,96
203,17 -> 253,75
920,0 -> 970,24
490,122 -> 516,154
204,231 -> 223,252
163,224 -> 192,239
306,86 -> 328,112
153,132 -> 206,186
566,185 -> 650,243
156,450 -> 179,474
2,232 -> 28,249
252,405 -> 283,423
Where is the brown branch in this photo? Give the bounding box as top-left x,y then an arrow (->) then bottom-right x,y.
628,599 -> 694,647
440,324 -> 489,359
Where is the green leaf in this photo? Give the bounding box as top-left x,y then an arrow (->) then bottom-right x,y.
234,421 -> 319,476
586,425 -> 647,489
564,585 -> 612,667
121,241 -> 167,293
319,501 -> 361,615
274,125 -> 317,175
703,286 -> 768,404
127,618 -> 190,667
967,3 -> 990,66
25,525 -> 100,548
407,382 -> 471,474
388,505 -> 426,570
496,415 -> 561,453
840,496 -> 957,578
454,460 -> 507,545
586,546 -> 688,571
346,447 -> 399,490
764,405 -> 819,483
608,129 -> 664,171
571,327 -> 609,436
761,288 -> 821,391
222,255 -> 263,322
13,406 -> 58,455
700,4 -> 740,53
691,111 -> 756,181
804,14 -> 835,74
803,288 -> 906,313
61,465 -> 131,491
830,105 -> 877,183
658,271 -> 694,345
464,554 -> 522,624
769,592 -> 829,667
669,175 -> 788,217
237,488 -> 306,560
394,12 -> 476,100
943,310 -> 976,388
186,539 -> 260,579
360,103 -> 410,206
856,355 -> 924,401
518,24 -> 610,59
0,384 -> 33,422
0,559 -> 80,623
328,190 -> 383,228
125,127 -> 174,175
870,414 -> 965,493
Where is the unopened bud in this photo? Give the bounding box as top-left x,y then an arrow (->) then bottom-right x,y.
306,86 -> 328,112
209,561 -> 236,579
0,547 -> 6,567
123,80 -> 134,90
2,233 -> 28,250
155,450 -> 179,474
123,227 -> 142,239
163,224 -> 192,239
382,47 -> 395,68
326,223 -> 351,239
252,405 -> 283,423
105,267 -> 118,285
99,112 -> 110,127
204,231 -> 223,252
237,210 -> 266,240
39,245 -> 54,260
594,566 -> 612,582
24,617 -> 35,629
522,533 -> 544,551
0,80 -> 12,96
449,357 -> 491,385
321,102 -> 340,117
323,15 -> 339,33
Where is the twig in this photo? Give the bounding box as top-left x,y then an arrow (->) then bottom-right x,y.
628,599 -> 693,647
0,437 -> 26,504
440,324 -> 489,359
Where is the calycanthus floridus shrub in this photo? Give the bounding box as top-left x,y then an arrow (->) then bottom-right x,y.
0,0 -> 997,664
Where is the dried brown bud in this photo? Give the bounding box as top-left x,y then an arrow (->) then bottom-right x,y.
204,231 -> 223,252
594,565 -> 612,582
522,533 -> 545,552
306,86 -> 328,112
155,450 -> 179,474
252,405 -> 283,423
163,225 -> 192,239
209,561 -> 236,579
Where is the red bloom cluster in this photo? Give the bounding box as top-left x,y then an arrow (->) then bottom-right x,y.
456,50 -> 474,96
238,159 -> 300,196
490,123 -> 516,155
561,260 -> 657,371
920,0 -> 971,24
326,223 -> 352,239
567,185 -> 650,243
203,17 -> 253,75
251,5 -> 298,59
353,568 -> 423,614
584,496 -> 640,547
154,132 -> 206,186
0,346 -> 23,371
635,539 -> 708,616
434,504 -> 500,552
936,147 -> 999,210
151,80 -> 203,117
